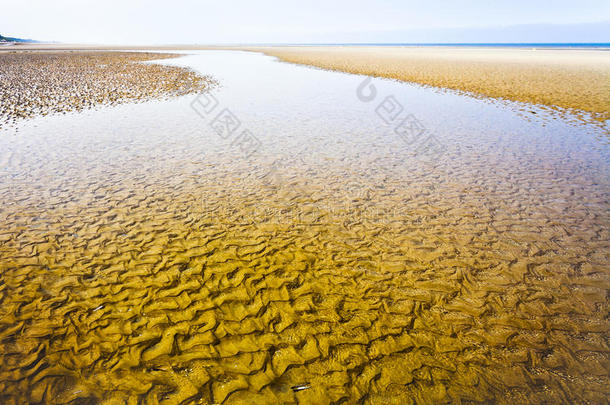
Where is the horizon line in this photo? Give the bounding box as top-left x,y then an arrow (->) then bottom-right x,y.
7,42 -> 610,47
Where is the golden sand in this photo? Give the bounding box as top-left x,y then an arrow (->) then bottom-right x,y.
1,148 -> 608,404
246,46 -> 610,121
0,51 -> 215,126
0,48 -> 608,404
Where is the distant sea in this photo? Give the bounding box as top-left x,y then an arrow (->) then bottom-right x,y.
283,43 -> 610,49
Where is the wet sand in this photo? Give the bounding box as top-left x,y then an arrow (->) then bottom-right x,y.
246,46 -> 610,121
6,44 -> 609,121
0,51 -> 215,126
0,49 -> 608,404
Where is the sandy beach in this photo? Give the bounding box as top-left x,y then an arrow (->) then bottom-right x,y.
0,47 -> 608,404
0,51 -> 215,126
5,44 -> 609,122
246,46 -> 610,121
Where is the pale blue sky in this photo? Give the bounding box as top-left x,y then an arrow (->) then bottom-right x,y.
1,0 -> 609,44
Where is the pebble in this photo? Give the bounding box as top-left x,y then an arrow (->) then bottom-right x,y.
0,51 -> 216,126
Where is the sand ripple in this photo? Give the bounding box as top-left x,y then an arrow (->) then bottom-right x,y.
0,49 -> 608,404
0,149 -> 608,404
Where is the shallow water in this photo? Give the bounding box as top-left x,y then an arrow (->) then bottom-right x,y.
0,50 -> 608,404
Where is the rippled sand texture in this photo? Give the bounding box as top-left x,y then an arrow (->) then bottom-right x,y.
0,50 -> 609,404
1,144 -> 609,404
248,46 -> 610,121
0,51 -> 215,126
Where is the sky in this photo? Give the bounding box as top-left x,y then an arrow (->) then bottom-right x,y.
1,0 -> 609,44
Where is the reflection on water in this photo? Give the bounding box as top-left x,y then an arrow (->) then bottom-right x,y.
0,51 -> 608,404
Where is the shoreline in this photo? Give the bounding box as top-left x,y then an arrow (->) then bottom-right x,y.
244,46 -> 610,122
1,44 -> 609,404
2,44 -> 609,122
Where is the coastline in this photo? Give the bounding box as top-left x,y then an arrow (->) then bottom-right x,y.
2,44 -> 609,122
4,44 -> 608,121
0,45 -> 609,404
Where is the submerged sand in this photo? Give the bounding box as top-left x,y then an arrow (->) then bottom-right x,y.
0,48 -> 608,404
1,136 -> 608,404
0,51 -> 215,126
247,46 -> 610,121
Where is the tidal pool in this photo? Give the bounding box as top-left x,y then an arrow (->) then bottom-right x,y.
0,50 -> 608,404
